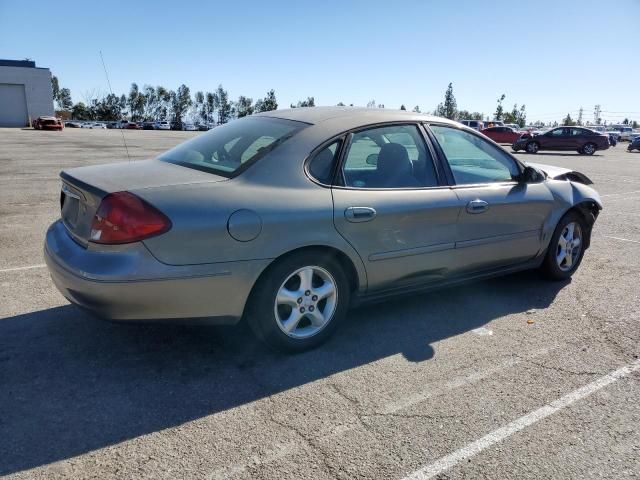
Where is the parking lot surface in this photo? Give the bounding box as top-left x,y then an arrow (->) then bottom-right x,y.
1,129 -> 639,479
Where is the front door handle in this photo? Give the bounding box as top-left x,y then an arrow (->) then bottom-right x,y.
345,206 -> 377,223
466,199 -> 489,214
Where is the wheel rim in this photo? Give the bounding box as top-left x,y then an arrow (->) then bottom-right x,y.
528,142 -> 538,153
556,221 -> 582,272
584,144 -> 595,154
274,265 -> 338,339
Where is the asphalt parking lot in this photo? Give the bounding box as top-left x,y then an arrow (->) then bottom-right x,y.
1,128 -> 639,479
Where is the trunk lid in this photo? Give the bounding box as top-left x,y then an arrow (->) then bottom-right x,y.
59,160 -> 227,245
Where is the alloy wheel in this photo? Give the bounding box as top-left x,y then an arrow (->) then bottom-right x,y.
583,143 -> 595,155
556,221 -> 582,272
274,265 -> 338,339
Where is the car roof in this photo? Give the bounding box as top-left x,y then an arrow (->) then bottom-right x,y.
255,106 -> 458,129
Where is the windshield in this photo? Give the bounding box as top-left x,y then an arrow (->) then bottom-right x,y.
159,116 -> 307,177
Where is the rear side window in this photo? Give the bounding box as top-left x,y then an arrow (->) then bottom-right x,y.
308,140 -> 341,184
159,117 -> 306,177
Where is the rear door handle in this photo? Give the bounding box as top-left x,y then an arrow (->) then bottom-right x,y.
345,206 -> 377,223
466,199 -> 489,214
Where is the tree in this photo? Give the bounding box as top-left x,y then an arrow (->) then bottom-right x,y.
434,103 -> 445,117
57,88 -> 73,111
623,118 -> 629,125
212,84 -> 231,124
254,89 -> 278,112
633,121 -> 639,129
400,104 -> 406,110
71,102 -> 91,120
51,76 -> 60,101
127,83 -> 145,121
442,82 -> 457,120
92,93 -> 125,120
457,110 -> 483,121
366,99 -> 376,108
337,102 -> 345,106
235,95 -> 254,118
494,94 -> 506,121
291,96 -> 315,108
193,90 -> 205,122
412,105 -> 421,113
562,113 -> 576,126
205,92 -> 215,123
171,84 -> 192,123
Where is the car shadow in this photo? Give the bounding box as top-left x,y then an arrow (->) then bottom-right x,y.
512,152 -> 603,157
0,271 -> 567,475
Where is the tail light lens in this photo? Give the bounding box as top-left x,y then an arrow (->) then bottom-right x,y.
90,192 -> 171,244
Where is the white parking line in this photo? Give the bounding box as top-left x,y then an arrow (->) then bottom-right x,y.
605,236 -> 640,244
0,264 -> 46,273
401,359 -> 640,480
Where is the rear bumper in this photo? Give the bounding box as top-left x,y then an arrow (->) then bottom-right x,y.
44,220 -> 270,323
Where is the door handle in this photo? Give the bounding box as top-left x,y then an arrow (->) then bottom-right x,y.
345,206 -> 377,223
466,199 -> 489,214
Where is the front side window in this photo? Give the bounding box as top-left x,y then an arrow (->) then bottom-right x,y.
430,125 -> 520,185
159,117 -> 306,176
341,124 -> 438,188
549,128 -> 567,137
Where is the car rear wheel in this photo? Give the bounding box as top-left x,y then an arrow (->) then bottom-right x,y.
540,211 -> 586,281
245,251 -> 350,352
581,143 -> 597,155
526,141 -> 539,154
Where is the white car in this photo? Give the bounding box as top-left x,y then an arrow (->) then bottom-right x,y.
182,123 -> 197,131
155,121 -> 171,130
610,125 -> 634,141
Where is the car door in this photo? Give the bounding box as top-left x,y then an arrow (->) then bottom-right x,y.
543,127 -> 572,150
330,123 -> 461,292
427,124 -> 555,274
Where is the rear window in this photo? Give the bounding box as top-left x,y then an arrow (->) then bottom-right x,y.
159,116 -> 306,177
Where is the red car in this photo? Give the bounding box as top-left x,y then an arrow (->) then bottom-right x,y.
481,126 -> 521,144
33,116 -> 64,131
124,122 -> 141,129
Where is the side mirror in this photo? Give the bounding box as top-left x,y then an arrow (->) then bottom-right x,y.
366,153 -> 378,166
520,165 -> 541,183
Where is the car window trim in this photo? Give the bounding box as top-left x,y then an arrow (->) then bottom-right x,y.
303,135 -> 347,187
334,122 -> 447,191
423,122 -> 525,187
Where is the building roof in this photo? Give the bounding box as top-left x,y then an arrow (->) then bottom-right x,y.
0,59 -> 36,68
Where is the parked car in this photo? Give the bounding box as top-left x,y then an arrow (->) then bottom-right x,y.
459,119 -> 484,131
80,122 -> 95,129
504,123 -> 520,131
45,108 -> 602,352
65,121 -> 81,128
483,120 -> 504,128
170,121 -> 183,131
197,123 -> 210,131
124,122 -> 140,129
182,122 -> 197,131
142,122 -> 156,130
34,116 -> 63,130
155,121 -> 171,130
92,122 -> 107,129
609,125 -> 634,141
513,126 -> 610,155
628,136 -> 640,152
481,126 -> 522,144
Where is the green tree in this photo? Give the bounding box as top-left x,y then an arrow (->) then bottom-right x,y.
412,105 -> 421,113
205,92 -> 215,123
562,113 -> 576,126
291,96 -> 315,108
127,83 -> 145,121
366,99 -> 376,108
400,104 -> 406,110
93,93 -> 125,120
193,90 -> 205,122
71,102 -> 90,120
235,95 -> 254,118
51,76 -> 60,100
337,102 -> 345,106
57,88 -> 73,111
171,84 -> 192,123
254,89 -> 278,112
494,94 -> 506,121
633,120 -> 639,129
442,82 -> 457,120
623,118 -> 629,125
212,84 -> 231,124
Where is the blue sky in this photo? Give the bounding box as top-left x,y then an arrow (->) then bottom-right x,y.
1,0 -> 639,123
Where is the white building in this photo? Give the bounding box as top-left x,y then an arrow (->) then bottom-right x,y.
0,59 -> 54,127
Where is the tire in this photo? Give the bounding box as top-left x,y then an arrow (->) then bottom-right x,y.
245,251 -> 351,352
540,211 -> 587,281
581,143 -> 597,155
526,141 -> 539,154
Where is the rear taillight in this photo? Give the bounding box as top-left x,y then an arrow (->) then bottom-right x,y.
90,192 -> 171,244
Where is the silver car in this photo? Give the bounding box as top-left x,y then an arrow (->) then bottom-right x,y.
45,108 -> 602,351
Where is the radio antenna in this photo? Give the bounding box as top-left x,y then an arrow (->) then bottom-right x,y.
99,50 -> 131,162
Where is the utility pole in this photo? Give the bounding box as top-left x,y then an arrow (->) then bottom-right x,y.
594,105 -> 601,125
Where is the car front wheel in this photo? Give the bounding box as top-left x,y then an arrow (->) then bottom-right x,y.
526,141 -> 539,154
540,211 -> 587,280
246,251 -> 351,352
